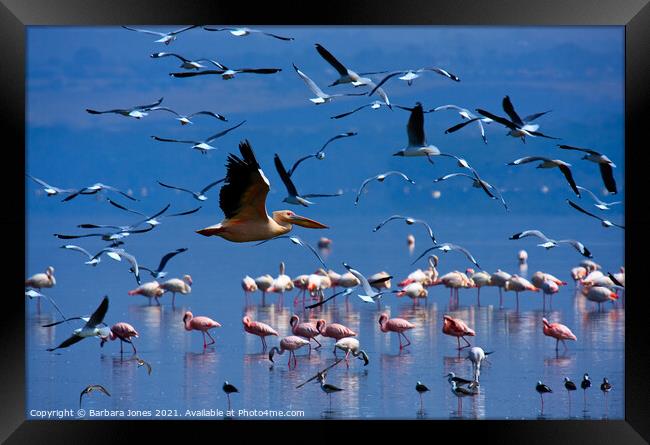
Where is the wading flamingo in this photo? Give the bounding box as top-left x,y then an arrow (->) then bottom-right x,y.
442,315 -> 476,350
242,316 -> 278,351
290,315 -> 321,352
542,317 -> 577,351
378,313 -> 415,350
268,336 -> 310,368
183,311 -> 221,348
160,274 -> 192,305
100,322 -> 139,354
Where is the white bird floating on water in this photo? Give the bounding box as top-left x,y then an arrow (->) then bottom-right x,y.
151,120 -> 246,153
121,25 -> 200,45
203,26 -> 294,41
86,97 -> 164,119
355,171 -> 415,206
509,229 -> 592,258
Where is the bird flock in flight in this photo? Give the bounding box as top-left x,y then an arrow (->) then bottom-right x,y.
25,25 -> 624,418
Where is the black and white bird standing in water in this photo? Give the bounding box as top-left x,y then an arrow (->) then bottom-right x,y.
413,243 -> 481,270
79,385 -> 111,408
121,25 -> 200,45
581,373 -> 592,411
507,156 -> 580,197
600,378 -> 613,415
576,186 -> 622,211
63,182 -> 137,202
150,52 -> 211,70
368,65 -> 460,96
203,26 -> 294,41
47,296 -> 110,352
392,103 -> 442,163
476,96 -> 558,142
273,153 -> 343,207
26,174 -> 77,197
373,215 -> 437,245
286,131 -> 358,176
316,372 -> 344,410
293,64 -> 366,105
536,381 -> 553,415
433,172 -> 508,211
169,65 -> 282,80
136,248 -> 189,279
557,145 -> 618,194
313,43 -> 391,107
355,171 -> 415,206
106,199 -> 201,228
330,100 -> 390,120
222,381 -> 239,411
449,380 -> 477,414
445,372 -> 476,387
256,236 -> 329,270
86,97 -> 164,120
430,104 -> 493,144
415,381 -> 430,410
509,230 -> 592,258
564,377 -> 577,412
566,200 -> 625,229
149,107 -> 227,125
158,179 -> 225,201
151,120 -> 246,154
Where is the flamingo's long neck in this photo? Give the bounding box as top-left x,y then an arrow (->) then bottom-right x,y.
183,317 -> 193,331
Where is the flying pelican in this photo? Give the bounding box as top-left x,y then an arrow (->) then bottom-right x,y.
121,25 -> 199,44
151,120 -> 246,154
79,385 -> 111,408
507,156 -> 580,197
195,140 -> 328,242
355,171 -> 415,206
256,236 -> 329,270
26,174 -> 77,197
430,104 -> 492,144
47,296 -> 109,351
86,97 -> 164,119
130,248 -> 188,279
287,131 -> 358,176
314,43 -> 391,106
273,153 -> 343,206
203,26 -> 294,40
393,102 -> 442,162
509,230 -> 592,258
330,101 -> 389,120
62,182 -> 137,202
373,215 -> 436,245
576,186 -> 621,211
150,52 -> 211,70
558,145 -> 617,194
292,64 -> 365,105
566,200 -> 624,229
476,96 -> 557,142
342,262 -> 399,303
158,179 -> 225,201
433,172 -> 508,211
149,107 -> 227,125
369,66 -> 460,94
170,66 -> 282,80
413,243 -> 481,270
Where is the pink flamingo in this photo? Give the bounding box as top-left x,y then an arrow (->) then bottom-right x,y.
159,274 -> 192,306
290,315 -> 321,352
25,266 -> 56,289
242,316 -> 278,351
268,336 -> 310,369
316,319 -> 357,355
128,281 -> 164,305
100,322 -> 139,354
378,313 -> 415,350
542,317 -> 577,352
183,311 -> 222,348
442,315 -> 476,350
540,280 -> 559,311
505,275 -> 539,309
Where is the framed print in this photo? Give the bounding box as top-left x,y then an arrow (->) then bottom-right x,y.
2,0 -> 649,443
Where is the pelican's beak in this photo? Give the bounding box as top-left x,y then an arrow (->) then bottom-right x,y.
289,214 -> 328,229
196,224 -> 223,237
393,151 -> 405,156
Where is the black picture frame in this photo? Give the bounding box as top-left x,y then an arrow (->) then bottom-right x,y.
2,0 -> 648,443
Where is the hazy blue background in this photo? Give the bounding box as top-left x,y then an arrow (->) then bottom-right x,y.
26,26 -> 624,420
